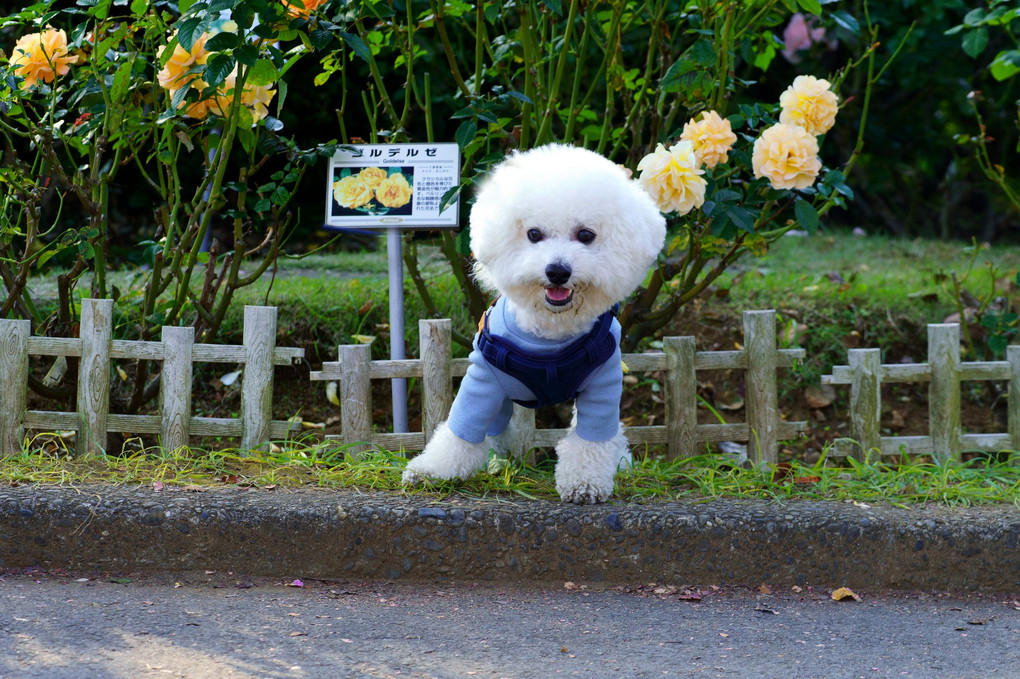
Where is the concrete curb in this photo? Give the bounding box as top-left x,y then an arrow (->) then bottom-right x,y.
1,484 -> 1018,591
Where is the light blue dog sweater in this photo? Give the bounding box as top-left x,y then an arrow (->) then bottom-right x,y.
445,297 -> 622,444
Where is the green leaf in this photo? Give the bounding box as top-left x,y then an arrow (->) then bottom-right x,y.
726,206 -> 755,233
439,184 -> 462,213
692,39 -> 715,67
962,27 -> 988,58
271,184 -> 291,206
963,7 -> 987,26
543,0 -> 563,15
455,120 -> 477,150
794,198 -> 820,233
234,44 -> 258,67
110,55 -> 135,104
176,16 -> 205,52
248,59 -> 277,86
990,49 -> 1020,81
795,0 -> 822,16
309,27 -> 333,50
830,11 -> 860,35
205,30 -> 239,51
204,53 -> 235,88
661,59 -> 697,91
340,32 -> 371,62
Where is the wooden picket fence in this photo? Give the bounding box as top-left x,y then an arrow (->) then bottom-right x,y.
823,322 -> 1020,462
309,309 -> 806,463
0,299 -> 304,456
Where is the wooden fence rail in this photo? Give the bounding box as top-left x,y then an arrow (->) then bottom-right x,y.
822,322 -> 1019,462
0,299 -> 304,456
310,309 -> 806,463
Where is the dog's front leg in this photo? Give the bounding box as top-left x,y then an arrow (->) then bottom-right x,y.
554,427 -> 629,504
402,421 -> 490,485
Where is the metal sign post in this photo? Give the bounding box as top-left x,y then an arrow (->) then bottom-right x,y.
325,143 -> 460,434
386,228 -> 408,432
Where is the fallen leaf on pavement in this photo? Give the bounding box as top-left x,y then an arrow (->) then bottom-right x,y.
831,587 -> 861,602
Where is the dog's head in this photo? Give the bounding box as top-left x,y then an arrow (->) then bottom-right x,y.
469,144 -> 666,339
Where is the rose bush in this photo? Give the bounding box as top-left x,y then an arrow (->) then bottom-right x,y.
620,64 -> 864,347
0,0 -> 339,422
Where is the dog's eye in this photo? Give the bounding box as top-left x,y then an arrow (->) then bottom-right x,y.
576,228 -> 596,245
527,228 -> 543,243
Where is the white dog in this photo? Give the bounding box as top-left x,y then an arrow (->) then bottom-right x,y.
402,144 -> 665,503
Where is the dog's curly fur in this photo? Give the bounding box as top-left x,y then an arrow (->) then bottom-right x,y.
402,144 -> 665,503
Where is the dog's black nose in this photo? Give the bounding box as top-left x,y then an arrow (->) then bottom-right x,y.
545,262 -> 571,286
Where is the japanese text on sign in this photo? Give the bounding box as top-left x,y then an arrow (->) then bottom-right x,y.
325,143 -> 460,230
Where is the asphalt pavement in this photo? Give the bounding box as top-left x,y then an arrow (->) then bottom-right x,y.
1,569 -> 1017,679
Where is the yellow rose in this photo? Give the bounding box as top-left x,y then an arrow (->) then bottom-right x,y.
282,0 -> 329,17
157,33 -> 210,92
207,71 -> 276,123
334,175 -> 373,208
375,172 -> 413,208
752,123 -> 821,190
636,141 -> 706,215
358,167 -> 388,189
11,28 -> 79,88
779,75 -> 838,136
679,110 -> 737,169
167,90 -> 214,120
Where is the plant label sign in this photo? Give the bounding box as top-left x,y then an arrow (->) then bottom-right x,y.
325,143 -> 460,229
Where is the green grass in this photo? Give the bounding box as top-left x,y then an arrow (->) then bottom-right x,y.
4,442 -> 1017,508
721,231 -> 1020,313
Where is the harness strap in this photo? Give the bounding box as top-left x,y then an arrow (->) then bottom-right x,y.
477,305 -> 617,409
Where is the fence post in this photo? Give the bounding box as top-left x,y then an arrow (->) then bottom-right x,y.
1010,345 -> 1020,454
928,323 -> 961,463
0,319 -> 30,456
743,310 -> 779,464
77,298 -> 113,456
338,342 -> 373,457
508,405 -> 537,463
848,348 -> 881,461
664,336 -> 697,459
419,319 -> 452,444
160,325 -> 194,452
240,306 -> 277,452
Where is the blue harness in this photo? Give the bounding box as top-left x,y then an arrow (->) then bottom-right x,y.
476,305 -> 618,409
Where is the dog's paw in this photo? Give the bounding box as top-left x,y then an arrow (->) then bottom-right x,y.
402,422 -> 488,486
553,429 -> 625,504
556,478 -> 612,504
400,465 -> 429,486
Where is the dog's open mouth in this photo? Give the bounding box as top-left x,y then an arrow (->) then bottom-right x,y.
544,287 -> 573,306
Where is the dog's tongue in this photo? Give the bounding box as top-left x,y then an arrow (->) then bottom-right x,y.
546,287 -> 571,302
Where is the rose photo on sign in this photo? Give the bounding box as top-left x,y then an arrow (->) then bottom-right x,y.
331,166 -> 414,217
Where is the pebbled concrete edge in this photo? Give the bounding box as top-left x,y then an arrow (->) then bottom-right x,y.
0,484 -> 1018,591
